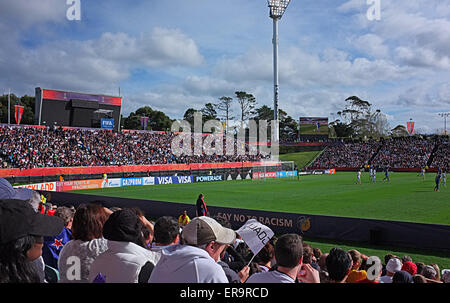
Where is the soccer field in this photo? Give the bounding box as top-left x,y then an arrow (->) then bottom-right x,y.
72,172 -> 450,226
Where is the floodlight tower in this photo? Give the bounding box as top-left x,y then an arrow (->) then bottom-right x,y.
438,113 -> 450,135
268,0 -> 291,144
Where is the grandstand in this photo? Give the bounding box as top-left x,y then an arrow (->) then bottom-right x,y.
308,136 -> 449,172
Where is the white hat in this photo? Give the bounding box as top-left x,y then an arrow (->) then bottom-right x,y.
386,258 -> 402,273
182,216 -> 236,246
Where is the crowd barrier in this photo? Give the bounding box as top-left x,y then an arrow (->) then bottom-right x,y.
46,191 -> 450,253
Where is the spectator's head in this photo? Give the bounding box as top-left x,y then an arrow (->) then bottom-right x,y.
274,233 -> 303,268
28,191 -> 42,212
385,258 -> 402,275
326,248 -> 353,283
384,253 -> 396,265
0,178 -> 33,202
318,253 -> 329,271
313,247 -> 322,261
413,274 -> 427,283
53,206 -> 75,229
0,199 -> 64,282
431,264 -> 440,281
392,270 -> 413,283
302,243 -> 314,264
181,216 -> 235,261
102,208 -> 145,246
71,204 -> 109,241
154,216 -> 180,246
422,265 -> 437,280
401,261 -> 417,276
415,262 -> 425,275
402,255 -> 413,263
254,242 -> 275,267
131,207 -> 154,245
348,249 -> 362,270
441,269 -> 450,283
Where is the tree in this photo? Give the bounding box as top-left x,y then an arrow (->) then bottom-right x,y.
235,91 -> 257,127
123,106 -> 172,131
215,96 -> 234,134
0,94 -> 35,125
391,125 -> 409,137
336,96 -> 390,139
253,105 -> 298,142
201,103 -> 218,121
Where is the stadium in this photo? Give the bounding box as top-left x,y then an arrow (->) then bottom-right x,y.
0,0 -> 449,290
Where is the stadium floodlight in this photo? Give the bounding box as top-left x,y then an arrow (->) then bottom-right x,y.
438,113 -> 450,135
267,0 -> 291,147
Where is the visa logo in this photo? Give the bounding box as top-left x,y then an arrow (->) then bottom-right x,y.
177,176 -> 191,184
157,177 -> 173,184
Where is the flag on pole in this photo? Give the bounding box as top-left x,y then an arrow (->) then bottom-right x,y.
236,219 -> 274,260
14,105 -> 24,125
407,121 -> 415,135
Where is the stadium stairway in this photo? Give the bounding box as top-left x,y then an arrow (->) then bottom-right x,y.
426,140 -> 441,168
367,141 -> 385,166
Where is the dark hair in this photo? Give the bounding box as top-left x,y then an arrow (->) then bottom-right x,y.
153,216 -> 180,245
302,243 -> 314,264
274,234 -> 303,268
72,204 -> 109,241
326,248 -> 352,282
254,242 -> 275,265
0,235 -> 40,283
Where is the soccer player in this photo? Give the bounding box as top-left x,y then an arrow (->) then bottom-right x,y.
383,167 -> 390,182
442,171 -> 447,188
434,173 -> 441,192
372,168 -> 376,183
356,170 -> 361,185
418,167 -> 425,180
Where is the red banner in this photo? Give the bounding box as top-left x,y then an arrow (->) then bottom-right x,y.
252,172 -> 277,179
407,121 -> 415,135
14,105 -> 24,125
0,161 -> 281,177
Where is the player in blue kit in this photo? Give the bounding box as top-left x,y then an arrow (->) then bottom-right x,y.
434,173 -> 441,192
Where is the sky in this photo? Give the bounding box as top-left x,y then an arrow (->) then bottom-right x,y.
0,0 -> 449,134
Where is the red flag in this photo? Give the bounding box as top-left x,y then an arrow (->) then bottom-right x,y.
407,121 -> 415,135
14,105 -> 24,125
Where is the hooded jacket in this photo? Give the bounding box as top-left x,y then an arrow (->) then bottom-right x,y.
148,244 -> 228,283
88,240 -> 159,283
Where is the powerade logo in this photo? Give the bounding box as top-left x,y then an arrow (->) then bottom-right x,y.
121,178 -> 143,187
155,176 -> 193,185
101,118 -> 114,129
195,175 -> 223,182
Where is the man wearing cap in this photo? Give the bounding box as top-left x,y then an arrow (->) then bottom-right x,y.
148,216 -> 235,283
380,258 -> 402,283
0,199 -> 64,283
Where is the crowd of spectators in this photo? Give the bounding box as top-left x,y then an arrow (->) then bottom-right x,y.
309,136 -> 448,170
430,137 -> 449,170
308,140 -> 381,169
0,126 -> 268,169
0,178 -> 448,284
371,137 -> 435,169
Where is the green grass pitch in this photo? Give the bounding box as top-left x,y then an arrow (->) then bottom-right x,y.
72,172 -> 449,226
